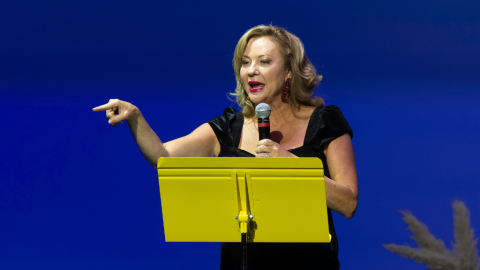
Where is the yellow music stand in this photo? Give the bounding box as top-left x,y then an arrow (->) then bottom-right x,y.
157,157 -> 330,269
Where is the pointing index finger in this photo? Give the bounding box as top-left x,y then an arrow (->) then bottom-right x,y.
92,100 -> 117,112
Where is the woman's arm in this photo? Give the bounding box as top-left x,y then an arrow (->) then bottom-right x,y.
256,134 -> 358,218
93,99 -> 220,168
323,133 -> 358,219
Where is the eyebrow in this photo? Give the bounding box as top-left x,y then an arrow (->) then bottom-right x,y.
242,54 -> 272,59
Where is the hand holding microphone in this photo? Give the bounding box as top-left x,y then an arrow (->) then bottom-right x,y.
255,103 -> 271,141
254,103 -> 295,158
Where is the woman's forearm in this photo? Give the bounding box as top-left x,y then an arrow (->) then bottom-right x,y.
93,99 -> 218,166
324,176 -> 358,219
322,134 -> 358,219
127,107 -> 169,167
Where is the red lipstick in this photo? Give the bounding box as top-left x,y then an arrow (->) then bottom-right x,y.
248,81 -> 265,92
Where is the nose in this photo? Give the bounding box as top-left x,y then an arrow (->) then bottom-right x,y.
247,63 -> 259,77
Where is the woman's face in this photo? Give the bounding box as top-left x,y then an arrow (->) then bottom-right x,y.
240,37 -> 290,106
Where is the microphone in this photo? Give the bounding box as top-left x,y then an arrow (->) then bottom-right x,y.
255,103 -> 271,140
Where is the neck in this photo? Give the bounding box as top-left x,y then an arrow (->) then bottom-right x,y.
269,101 -> 291,123
259,100 -> 302,130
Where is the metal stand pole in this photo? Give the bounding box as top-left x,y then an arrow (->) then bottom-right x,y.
242,233 -> 247,270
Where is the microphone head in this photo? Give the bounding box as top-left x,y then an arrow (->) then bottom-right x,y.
255,103 -> 271,119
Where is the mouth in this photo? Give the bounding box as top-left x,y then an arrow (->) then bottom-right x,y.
248,81 -> 265,92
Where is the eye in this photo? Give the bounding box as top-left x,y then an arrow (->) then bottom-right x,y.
241,60 -> 250,66
261,60 -> 270,64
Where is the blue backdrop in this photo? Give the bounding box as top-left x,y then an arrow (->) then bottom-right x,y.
1,1 -> 479,269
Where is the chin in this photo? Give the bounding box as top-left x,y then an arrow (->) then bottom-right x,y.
251,99 -> 265,105
251,97 -> 276,106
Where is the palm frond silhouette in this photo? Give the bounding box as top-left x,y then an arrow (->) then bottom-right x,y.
383,200 -> 479,270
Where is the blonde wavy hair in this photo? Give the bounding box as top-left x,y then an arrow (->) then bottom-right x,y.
232,25 -> 324,118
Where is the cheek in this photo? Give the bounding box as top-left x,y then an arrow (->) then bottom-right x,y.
269,69 -> 284,89
239,75 -> 248,90
240,69 -> 248,81
263,67 -> 281,84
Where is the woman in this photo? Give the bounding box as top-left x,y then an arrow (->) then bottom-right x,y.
93,25 -> 358,270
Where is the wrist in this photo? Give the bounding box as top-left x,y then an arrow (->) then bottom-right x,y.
126,106 -> 141,123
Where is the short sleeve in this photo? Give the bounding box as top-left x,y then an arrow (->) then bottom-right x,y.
305,105 -> 353,149
207,106 -> 237,147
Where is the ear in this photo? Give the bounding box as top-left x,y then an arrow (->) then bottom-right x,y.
285,70 -> 292,81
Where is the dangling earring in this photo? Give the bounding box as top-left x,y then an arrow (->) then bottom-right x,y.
281,78 -> 291,102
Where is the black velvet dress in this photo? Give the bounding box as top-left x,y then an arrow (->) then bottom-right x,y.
207,105 -> 353,270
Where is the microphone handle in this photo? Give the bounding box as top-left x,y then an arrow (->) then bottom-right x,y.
258,118 -> 270,140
